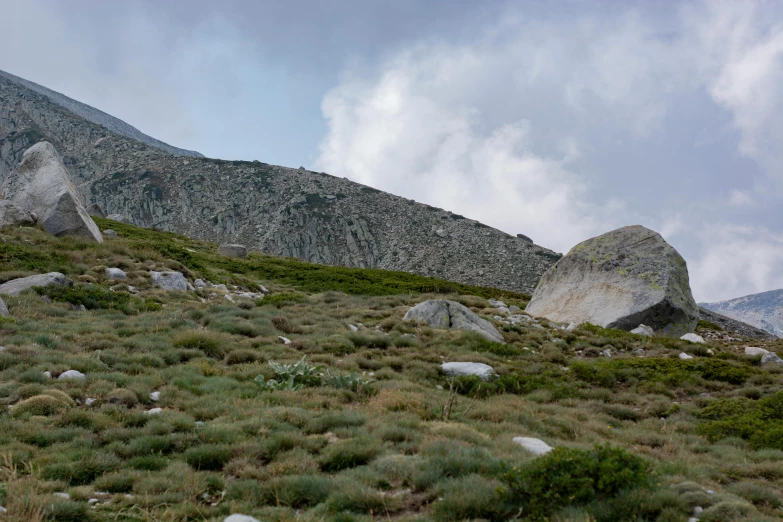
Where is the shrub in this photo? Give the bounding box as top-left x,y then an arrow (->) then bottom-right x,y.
431,475 -> 508,521
500,445 -> 652,519
41,451 -> 121,485
698,391 -> 783,449
225,349 -> 261,365
106,388 -> 139,408
183,444 -> 233,471
94,471 -> 136,493
172,330 -> 226,358
571,358 -> 753,389
11,395 -> 71,417
348,332 -> 392,349
261,474 -> 332,508
319,438 -> 382,472
271,316 -> 302,334
261,293 -> 306,308
33,284 -> 144,313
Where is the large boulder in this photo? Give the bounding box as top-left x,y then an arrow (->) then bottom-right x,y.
403,299 -> 505,343
526,225 -> 699,337
0,272 -> 73,296
0,200 -> 35,227
218,244 -> 248,258
150,271 -> 188,291
2,142 -> 102,242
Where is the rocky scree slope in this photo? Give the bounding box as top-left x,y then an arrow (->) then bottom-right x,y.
0,70 -> 560,293
701,289 -> 783,338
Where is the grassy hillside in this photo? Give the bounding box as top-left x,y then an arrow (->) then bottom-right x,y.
1,222 -> 783,521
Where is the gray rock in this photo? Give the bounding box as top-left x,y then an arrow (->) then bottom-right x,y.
348,324 -> 359,332
526,225 -> 698,337
105,268 -> 127,280
102,229 -> 117,238
403,299 -> 505,343
0,272 -> 72,296
0,200 -> 35,226
761,352 -> 783,365
106,214 -> 129,223
87,203 -> 105,218
149,391 -> 160,402
516,233 -> 533,242
145,408 -> 163,415
744,346 -> 770,357
258,285 -> 270,295
54,492 -> 70,500
566,322 -> 578,332
58,369 -> 85,380
224,515 -> 262,522
632,348 -> 645,356
3,142 -> 102,242
218,244 -> 248,258
43,371 -> 52,379
630,324 -> 654,337
194,279 -> 207,288
150,271 -> 188,291
679,352 -> 694,360
441,362 -> 496,380
512,437 -> 553,456
435,229 -> 448,238
0,297 -> 8,317
680,333 -> 705,344
85,397 -> 96,405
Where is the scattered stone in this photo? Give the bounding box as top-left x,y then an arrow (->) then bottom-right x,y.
187,282 -> 196,291
526,225 -> 699,336
0,200 -> 35,226
630,324 -> 654,337
106,214 -> 129,223
512,437 -> 553,456
601,349 -> 612,358
744,346 -> 770,357
54,492 -> 70,500
687,518 -> 698,522
403,299 -> 505,343
566,322 -> 578,332
85,398 -> 96,406
489,299 -> 508,309
58,370 -> 85,380
0,272 -> 72,296
348,324 -> 359,332
3,142 -> 103,242
87,203 -> 105,218
150,271 -> 188,291
218,244 -> 248,258
278,336 -> 291,345
694,506 -> 703,515
43,371 -> 52,379
149,391 -> 160,402
0,297 -> 8,317
435,229 -> 448,238
258,285 -> 270,294
212,283 -> 228,292
632,348 -> 645,356
127,286 -> 138,294
441,362 -> 496,380
680,333 -> 705,344
0,506 -> 6,514
105,268 -> 127,280
88,498 -> 99,505
224,515 -> 262,522
194,279 -> 207,289
102,229 -> 117,238
761,352 -> 783,365
145,408 -> 163,415
679,352 -> 694,360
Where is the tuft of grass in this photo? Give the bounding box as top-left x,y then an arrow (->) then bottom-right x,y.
172,330 -> 226,358
319,438 -> 382,472
183,444 -> 233,471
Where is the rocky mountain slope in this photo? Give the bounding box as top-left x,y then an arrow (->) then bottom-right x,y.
701,289 -> 783,338
0,69 -> 560,293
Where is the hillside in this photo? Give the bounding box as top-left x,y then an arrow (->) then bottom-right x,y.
1,220 -> 783,521
701,289 -> 783,338
0,69 -> 560,294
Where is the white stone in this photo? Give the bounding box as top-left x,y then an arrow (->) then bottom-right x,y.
680,333 -> 705,344
566,322 -> 578,332
694,506 -> 703,515
194,279 -> 207,288
348,324 -> 359,332
224,515 -> 262,522
512,437 -> 553,456
149,391 -> 160,402
441,362 -> 496,380
88,498 -> 99,505
258,285 -> 270,294
0,272 -> 72,296
278,336 -> 291,345
54,492 -> 70,500
85,398 -> 96,406
678,352 -> 694,360
0,506 -> 6,514
102,229 -> 117,238
632,348 -> 645,356
145,408 -> 163,415
601,349 -> 612,357
744,346 -> 770,357
43,371 -> 52,379
150,271 -> 188,291
58,369 -> 85,380
105,267 -> 127,280
630,324 -> 654,337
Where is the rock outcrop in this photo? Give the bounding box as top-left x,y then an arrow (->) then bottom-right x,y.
403,299 -> 504,343
441,362 -> 496,380
2,142 -> 102,242
526,225 -> 699,337
0,200 -> 34,226
0,272 -> 72,296
0,70 -> 558,294
150,271 -> 188,291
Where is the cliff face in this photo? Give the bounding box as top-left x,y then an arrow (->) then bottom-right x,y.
0,70 -> 560,293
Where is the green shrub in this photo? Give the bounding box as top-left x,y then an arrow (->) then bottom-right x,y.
453,367 -> 577,399
261,474 -> 332,508
45,500 -> 91,522
501,445 -> 651,519
698,391 -> 783,449
183,443 -> 233,470
33,284 -> 143,313
319,438 -> 382,472
571,358 -> 753,389
94,471 -> 136,493
348,332 -> 392,349
41,451 -> 121,485
172,330 -> 226,358
261,293 -> 306,308
431,474 -> 508,521
11,394 -> 71,417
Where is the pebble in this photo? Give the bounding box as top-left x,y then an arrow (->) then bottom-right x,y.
43,371 -> 52,379
145,408 -> 163,415
679,352 -> 694,360
54,492 -> 70,500
348,324 -> 358,332
85,398 -> 96,406
278,336 -> 291,345
149,391 -> 160,402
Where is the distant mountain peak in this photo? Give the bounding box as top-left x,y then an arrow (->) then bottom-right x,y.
700,288 -> 783,337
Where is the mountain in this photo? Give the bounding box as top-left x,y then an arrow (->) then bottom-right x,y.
0,69 -> 561,293
700,289 -> 783,338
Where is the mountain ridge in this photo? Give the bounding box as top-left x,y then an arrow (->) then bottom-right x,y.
700,288 -> 783,338
0,69 -> 560,293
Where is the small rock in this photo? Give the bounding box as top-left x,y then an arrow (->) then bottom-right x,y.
435,229 -> 448,238
258,285 -> 270,294
348,324 -> 359,332
632,348 -> 645,356
630,324 -> 654,337
85,398 -> 96,406
278,336 -> 291,345
127,286 -> 138,294
687,518 -> 698,522
436,385 -> 444,390
761,352 -> 783,365
58,370 -> 85,380
149,391 -> 160,402
0,297 -> 8,317
105,268 -> 127,280
54,492 -> 70,500
601,349 -> 612,357
224,515 -> 262,522
102,229 -> 117,238
706,490 -> 715,495
194,279 -> 207,289
145,408 -> 163,415
566,323 -> 578,332
150,271 -> 188,291
0,506 -> 6,514
218,244 -> 248,258
680,333 -> 705,344
187,283 -> 196,291
489,299 -> 508,309
43,371 -> 52,379
212,284 -> 228,292
441,362 -> 496,380
679,352 -> 694,360
512,437 -> 553,456
694,506 -> 704,515
106,214 -> 128,223
745,346 -> 770,357
88,498 -> 99,505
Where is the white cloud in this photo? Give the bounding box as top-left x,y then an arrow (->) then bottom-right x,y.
728,190 -> 754,206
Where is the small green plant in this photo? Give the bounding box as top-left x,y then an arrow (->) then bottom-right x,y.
501,444 -> 652,520
323,369 -> 374,393
254,356 -> 322,391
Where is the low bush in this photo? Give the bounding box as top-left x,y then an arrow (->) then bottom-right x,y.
11,394 -> 72,417
172,330 -> 226,358
33,284 -> 155,313
183,444 -> 233,471
698,391 -> 783,450
500,445 -> 652,520
260,474 -> 332,508
319,438 -> 382,472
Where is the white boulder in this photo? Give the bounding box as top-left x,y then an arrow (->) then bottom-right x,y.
105,268 -> 127,280
513,437 -> 553,456
224,515 -> 261,522
680,333 -> 705,344
679,352 -> 694,360
0,200 -> 35,227
58,370 -> 85,380
0,272 -> 72,296
744,347 -> 770,357
630,324 -> 654,337
441,362 -> 496,380
150,271 -> 188,291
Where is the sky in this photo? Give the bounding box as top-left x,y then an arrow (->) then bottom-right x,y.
2,0 -> 783,303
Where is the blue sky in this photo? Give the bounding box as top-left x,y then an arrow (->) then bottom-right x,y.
3,0 -> 783,302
